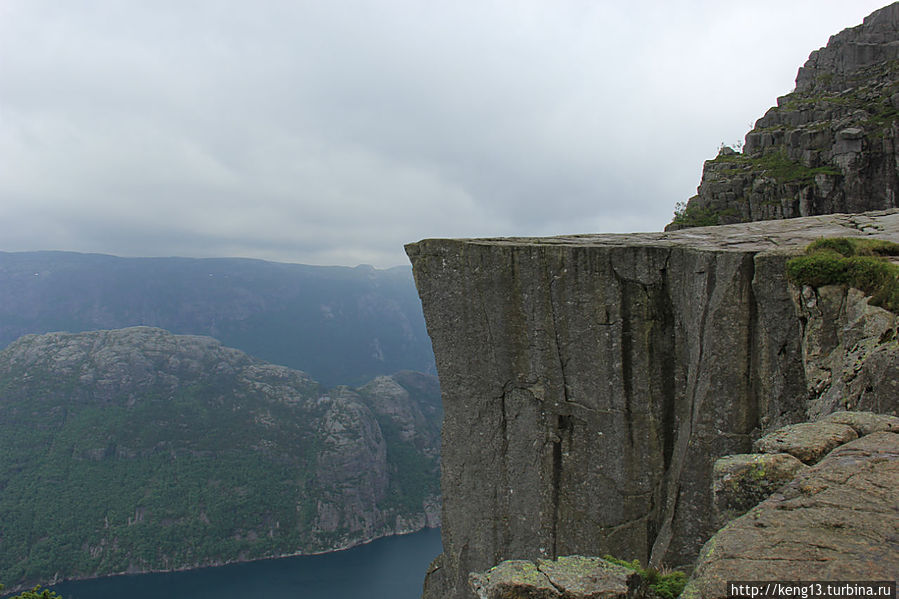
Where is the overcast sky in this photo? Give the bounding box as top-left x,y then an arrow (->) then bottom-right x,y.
0,1 -> 890,267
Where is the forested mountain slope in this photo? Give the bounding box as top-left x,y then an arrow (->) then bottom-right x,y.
0,327 -> 440,592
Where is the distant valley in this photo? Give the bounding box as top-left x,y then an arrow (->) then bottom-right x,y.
0,251 -> 435,387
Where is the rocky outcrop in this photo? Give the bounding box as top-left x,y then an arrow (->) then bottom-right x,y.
0,327 -> 440,592
667,3 -> 899,230
358,373 -> 443,454
469,556 -> 645,599
311,386 -> 391,542
406,210 -> 899,599
709,411 -> 898,528
797,285 -> 899,417
470,413 -> 899,599
685,431 -> 899,598
711,453 -> 807,529
751,421 -> 858,464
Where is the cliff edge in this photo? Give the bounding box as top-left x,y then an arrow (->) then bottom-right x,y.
406,210 -> 899,599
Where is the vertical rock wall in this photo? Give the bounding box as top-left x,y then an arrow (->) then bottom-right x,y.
407,212 -> 899,599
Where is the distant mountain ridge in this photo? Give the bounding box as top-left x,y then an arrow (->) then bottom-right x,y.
0,251 -> 434,387
0,326 -> 441,592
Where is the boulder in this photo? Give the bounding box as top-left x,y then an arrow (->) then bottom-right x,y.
711,453 -> 807,528
820,410 -> 899,435
469,556 -> 644,599
684,432 -> 899,599
752,421 -> 857,464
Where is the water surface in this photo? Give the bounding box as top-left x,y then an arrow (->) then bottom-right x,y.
48,528 -> 441,599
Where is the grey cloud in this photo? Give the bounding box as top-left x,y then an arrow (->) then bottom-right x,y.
0,0 -> 889,266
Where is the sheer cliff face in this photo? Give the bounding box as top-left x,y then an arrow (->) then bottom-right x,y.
407,211 -> 899,599
668,3 -> 899,230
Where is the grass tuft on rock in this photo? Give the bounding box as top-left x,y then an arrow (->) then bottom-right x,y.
601,556 -> 687,599
786,237 -> 899,313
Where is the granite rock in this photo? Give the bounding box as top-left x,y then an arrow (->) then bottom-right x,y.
820,410 -> 899,434
469,556 -> 643,599
711,453 -> 808,528
406,211 -> 899,599
798,286 -> 899,418
752,421 -> 858,465
684,432 -> 899,598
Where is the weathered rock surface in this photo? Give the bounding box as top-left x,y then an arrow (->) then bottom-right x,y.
798,285 -> 899,418
358,372 -> 443,454
684,431 -> 899,598
711,410 -> 898,528
752,421 -> 858,464
821,409 -> 899,434
470,560 -> 559,599
667,3 -> 899,230
795,3 -> 899,92
407,210 -> 899,599
711,453 -> 808,528
469,556 -> 643,599
0,327 -> 441,592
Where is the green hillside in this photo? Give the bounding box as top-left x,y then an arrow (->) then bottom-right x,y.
0,327 -> 441,593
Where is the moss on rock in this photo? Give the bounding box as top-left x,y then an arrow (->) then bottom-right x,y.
786,237 -> 899,313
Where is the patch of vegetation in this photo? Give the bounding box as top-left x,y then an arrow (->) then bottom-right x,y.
786,237 -> 899,313
709,150 -> 840,184
1,584 -> 62,599
0,377 -> 322,589
0,333 -> 441,591
771,71 -> 899,136
602,556 -> 687,599
670,201 -> 738,228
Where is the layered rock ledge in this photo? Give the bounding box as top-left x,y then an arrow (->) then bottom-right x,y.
406,210 -> 899,599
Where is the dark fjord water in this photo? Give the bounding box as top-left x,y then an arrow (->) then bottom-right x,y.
47,528 -> 441,599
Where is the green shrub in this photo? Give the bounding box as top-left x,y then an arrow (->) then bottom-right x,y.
602,556 -> 687,599
785,252 -> 850,287
0,584 -> 63,599
670,202 -> 737,228
805,237 -> 858,257
709,149 -> 840,184
805,237 -> 899,257
786,237 -> 899,313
